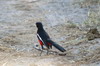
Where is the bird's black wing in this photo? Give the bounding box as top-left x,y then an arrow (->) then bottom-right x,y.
37,29 -> 51,48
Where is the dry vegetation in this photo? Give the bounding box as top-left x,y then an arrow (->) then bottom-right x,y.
74,0 -> 100,31
0,0 -> 100,66
83,11 -> 100,29
76,0 -> 100,8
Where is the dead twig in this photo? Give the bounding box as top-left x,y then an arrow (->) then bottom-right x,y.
33,46 -> 66,56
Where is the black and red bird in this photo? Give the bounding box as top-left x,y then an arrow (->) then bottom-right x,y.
36,22 -> 66,55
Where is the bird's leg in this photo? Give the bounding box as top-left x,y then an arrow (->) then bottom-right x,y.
39,45 -> 43,56
40,50 -> 43,56
46,49 -> 49,55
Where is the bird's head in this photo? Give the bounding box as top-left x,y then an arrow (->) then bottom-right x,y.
36,22 -> 43,29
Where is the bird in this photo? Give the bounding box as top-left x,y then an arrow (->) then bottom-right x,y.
36,22 -> 66,55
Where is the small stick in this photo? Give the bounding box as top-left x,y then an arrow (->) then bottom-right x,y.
33,46 -> 66,56
33,46 -> 58,55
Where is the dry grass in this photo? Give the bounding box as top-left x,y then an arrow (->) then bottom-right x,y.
66,21 -> 78,28
0,45 -> 15,52
83,11 -> 100,28
77,0 -> 100,8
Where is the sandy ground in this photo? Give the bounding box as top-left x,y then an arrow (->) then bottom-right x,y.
0,0 -> 100,66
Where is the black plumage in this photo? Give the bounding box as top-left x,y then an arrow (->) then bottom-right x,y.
36,22 -> 66,55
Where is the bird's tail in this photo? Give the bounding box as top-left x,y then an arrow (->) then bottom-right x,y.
47,39 -> 66,52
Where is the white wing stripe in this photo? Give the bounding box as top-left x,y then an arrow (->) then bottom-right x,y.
37,34 -> 45,44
